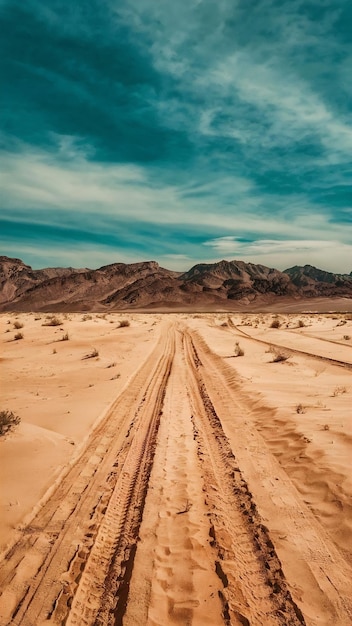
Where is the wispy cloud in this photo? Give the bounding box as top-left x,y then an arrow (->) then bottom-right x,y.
1,0 -> 351,272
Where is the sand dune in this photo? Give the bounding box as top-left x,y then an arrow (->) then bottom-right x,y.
0,312 -> 351,625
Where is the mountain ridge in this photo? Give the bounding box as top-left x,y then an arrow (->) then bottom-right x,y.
1,256 -> 351,311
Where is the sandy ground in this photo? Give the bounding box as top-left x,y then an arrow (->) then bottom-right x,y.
0,312 -> 351,626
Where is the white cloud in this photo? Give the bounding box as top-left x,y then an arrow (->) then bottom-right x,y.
203,236 -> 352,273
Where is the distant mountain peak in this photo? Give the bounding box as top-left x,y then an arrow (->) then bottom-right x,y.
0,256 -> 351,311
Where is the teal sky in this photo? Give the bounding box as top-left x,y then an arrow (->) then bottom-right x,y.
1,0 -> 352,272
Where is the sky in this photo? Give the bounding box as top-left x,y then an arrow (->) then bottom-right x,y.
1,0 -> 352,273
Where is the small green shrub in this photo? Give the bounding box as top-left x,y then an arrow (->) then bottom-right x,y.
0,410 -> 21,436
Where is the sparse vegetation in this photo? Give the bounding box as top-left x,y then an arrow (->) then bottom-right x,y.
60,332 -> 69,341
13,321 -> 24,329
106,362 -> 117,368
298,320 -> 305,328
343,335 -> 350,340
234,342 -> 244,357
119,319 -> 130,328
110,373 -> 121,380
14,332 -> 23,340
270,346 -> 291,363
42,316 -> 62,327
52,348 -> 57,354
82,348 -> 99,360
296,403 -> 306,414
270,318 -> 281,329
322,424 -> 330,431
332,386 -> 347,397
82,314 -> 93,321
0,410 -> 21,436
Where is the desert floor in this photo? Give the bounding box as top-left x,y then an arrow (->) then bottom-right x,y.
0,311 -> 351,626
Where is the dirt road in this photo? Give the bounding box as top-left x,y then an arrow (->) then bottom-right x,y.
0,320 -> 351,626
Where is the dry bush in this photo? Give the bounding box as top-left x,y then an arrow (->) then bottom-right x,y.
14,332 -> 24,340
110,373 -> 121,380
270,346 -> 291,362
106,362 -> 117,368
82,314 -> 93,321
298,320 -> 305,328
82,348 -> 99,360
0,410 -> 20,436
332,386 -> 347,397
42,316 -> 62,327
343,335 -> 350,340
13,321 -> 24,329
270,318 -> 281,329
234,342 -> 244,357
119,319 -> 130,328
296,403 -> 306,414
60,332 -> 69,341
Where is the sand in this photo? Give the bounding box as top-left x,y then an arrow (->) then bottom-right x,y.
0,311 -> 351,625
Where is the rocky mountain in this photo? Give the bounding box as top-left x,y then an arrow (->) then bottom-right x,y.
0,256 -> 351,311
284,265 -> 352,297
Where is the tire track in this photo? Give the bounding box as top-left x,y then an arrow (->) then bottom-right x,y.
65,325 -> 175,626
0,322 -> 174,626
185,327 -> 352,626
227,317 -> 352,369
123,329 -> 226,626
183,330 -> 305,626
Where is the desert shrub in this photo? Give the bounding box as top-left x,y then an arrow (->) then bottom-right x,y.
82,314 -> 93,321
14,332 -> 23,340
343,335 -> 350,340
106,362 -> 117,368
332,386 -> 347,397
296,403 -> 306,414
119,319 -> 130,328
270,347 -> 291,362
42,316 -> 62,327
0,410 -> 20,436
13,321 -> 24,329
110,373 -> 121,380
82,348 -> 99,359
272,353 -> 288,362
298,320 -> 305,328
60,332 -> 69,341
270,318 -> 281,329
234,342 -> 244,357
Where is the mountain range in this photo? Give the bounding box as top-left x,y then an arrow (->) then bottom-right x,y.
1,255 -> 352,311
